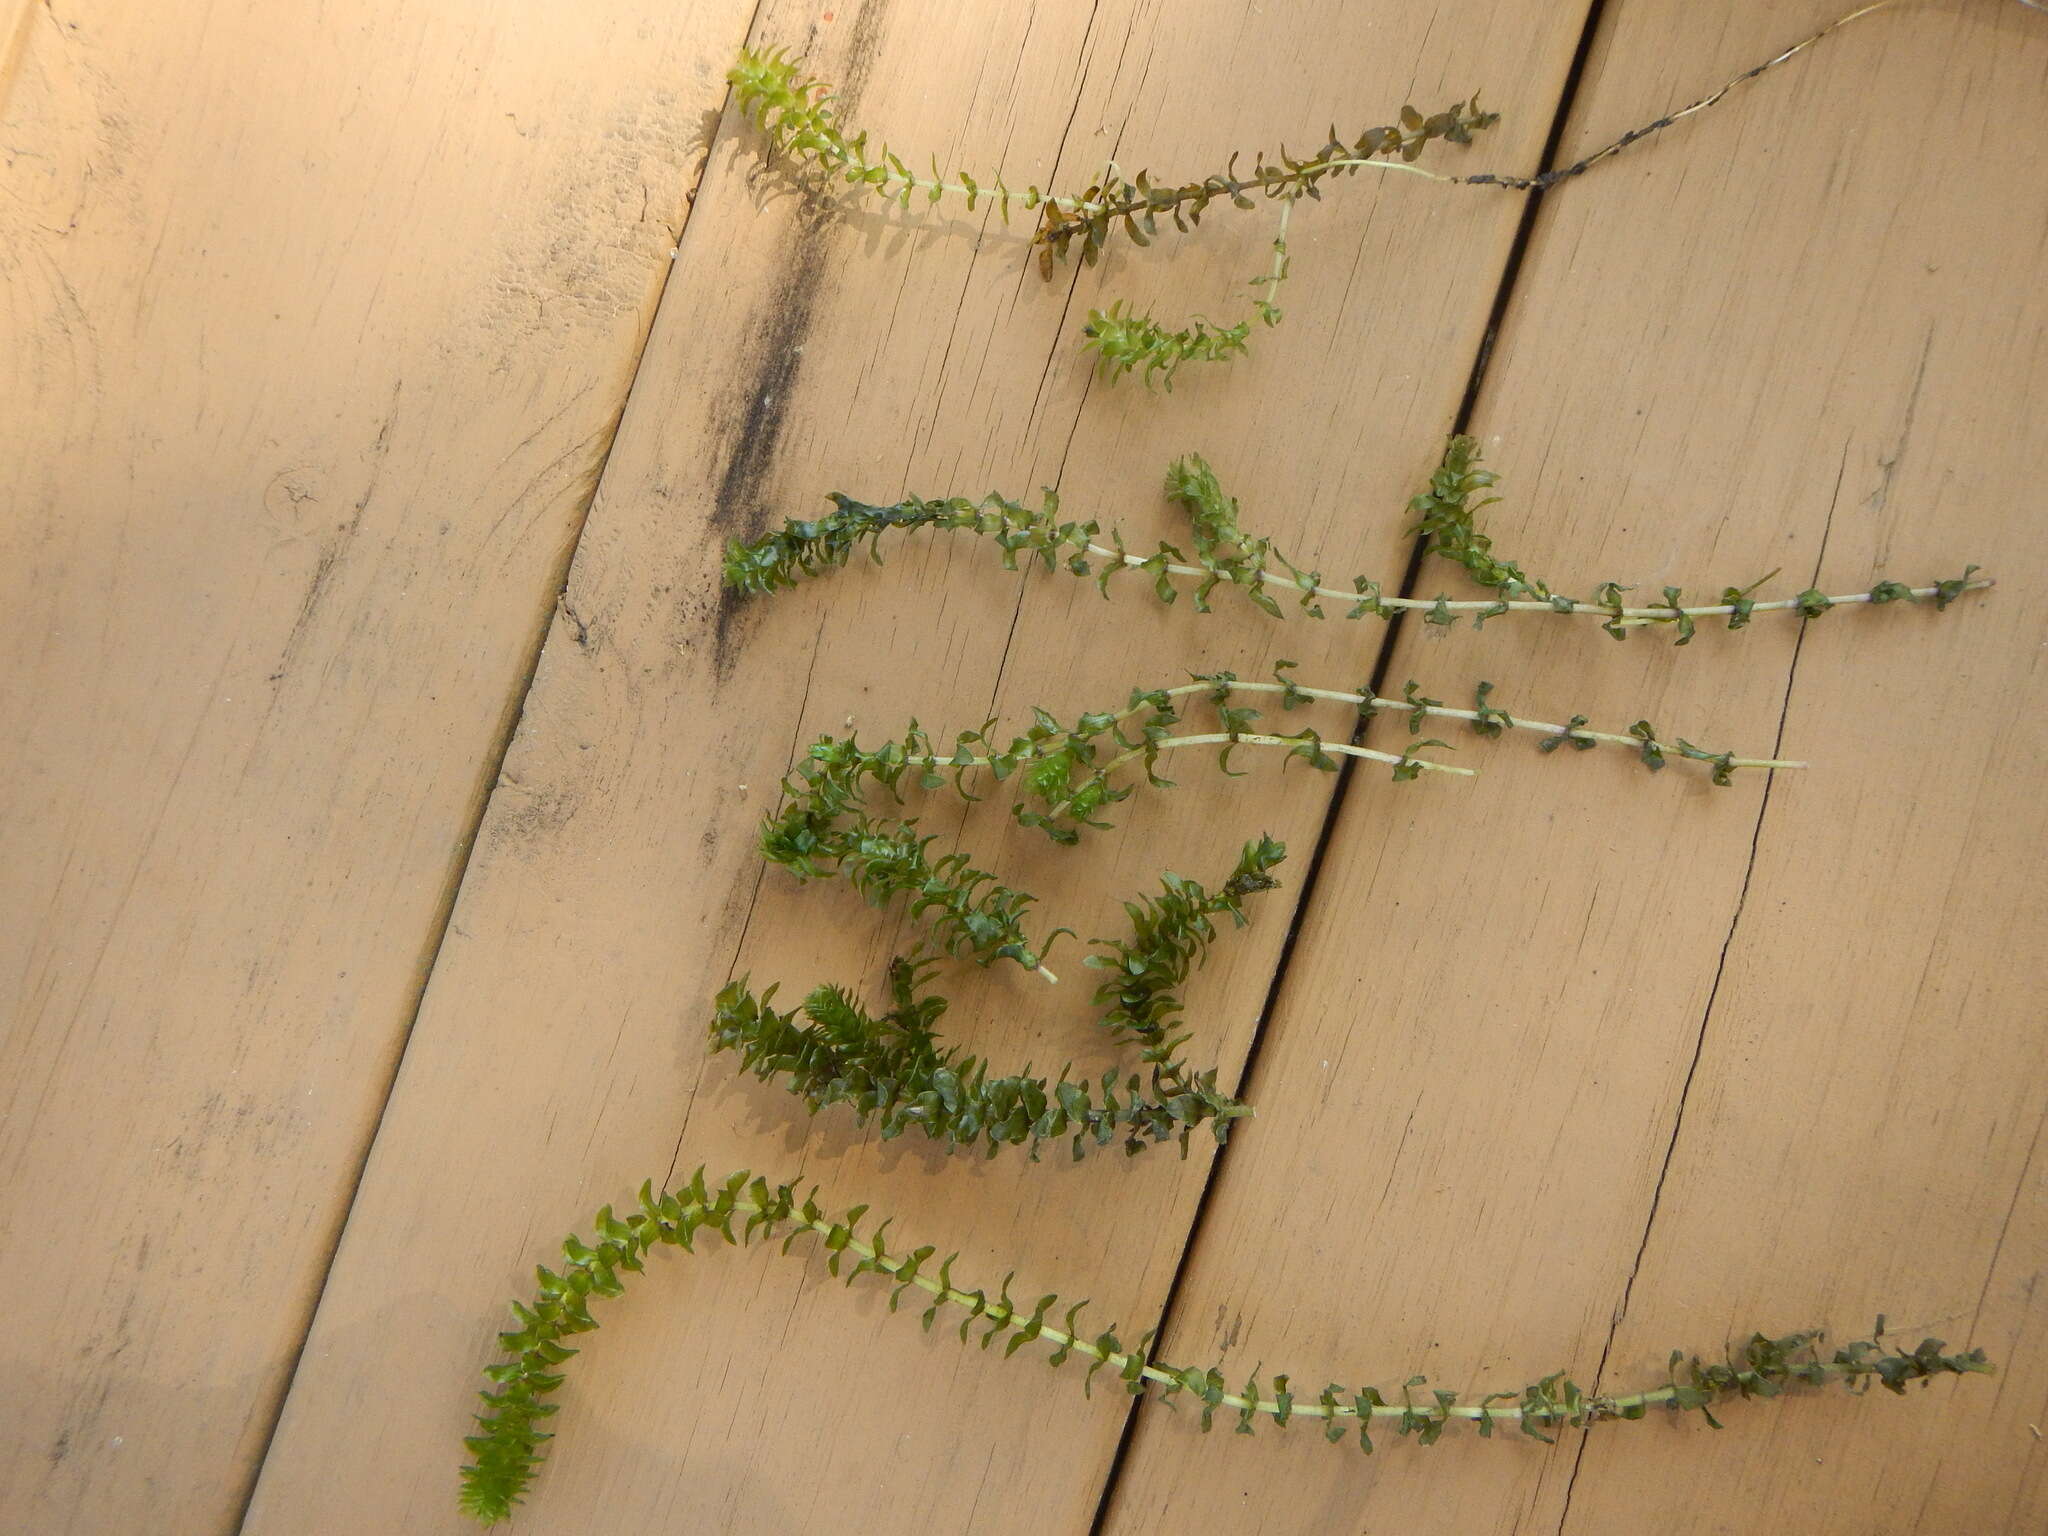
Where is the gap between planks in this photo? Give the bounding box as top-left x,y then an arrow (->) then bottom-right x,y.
1085,1 -> 1618,1527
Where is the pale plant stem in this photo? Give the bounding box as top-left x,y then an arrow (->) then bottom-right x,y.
902,731 -> 1472,783
901,730 -> 1465,852
868,154 -> 1446,219
1080,541 -> 1989,623
1157,681 -> 1804,769
752,1203 -> 1847,1426
1267,199 -> 1293,279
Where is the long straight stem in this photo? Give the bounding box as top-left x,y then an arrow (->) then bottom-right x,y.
1082,541 -> 1988,624
904,681 -> 1801,776
1175,681 -> 1802,769
822,2 -> 1902,222
765,1202 -> 1838,1426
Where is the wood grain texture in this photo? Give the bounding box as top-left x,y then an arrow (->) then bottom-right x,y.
1102,2 -> 2048,1533
0,1 -> 754,1529
241,0 -> 1591,1528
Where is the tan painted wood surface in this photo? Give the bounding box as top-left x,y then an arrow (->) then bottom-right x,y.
1104,2 -> 2048,1532
241,0 -> 1591,1528
0,1 -> 756,1529
8,0 -> 2042,1533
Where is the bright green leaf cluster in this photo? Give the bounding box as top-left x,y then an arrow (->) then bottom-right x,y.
1082,216 -> 1294,387
715,840 -> 1291,1159
1080,302 -> 1249,389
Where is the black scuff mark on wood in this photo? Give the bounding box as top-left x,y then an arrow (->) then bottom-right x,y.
706,0 -> 893,684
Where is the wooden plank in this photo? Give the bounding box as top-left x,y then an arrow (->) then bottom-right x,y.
1101,2 -> 2048,1531
0,2 -> 756,1530
1553,2 -> 2048,1528
242,0 -> 1593,1528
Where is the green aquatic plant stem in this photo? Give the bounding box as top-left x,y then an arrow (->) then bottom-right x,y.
1252,199 -> 1292,326
1076,538 -> 1989,626
899,679 -> 1801,779
1079,303 -> 1252,388
722,441 -> 1989,640
726,48 -> 1493,276
709,959 -> 1251,1161
460,1167 -> 1993,1521
729,5 -> 1905,268
714,841 -> 1281,1160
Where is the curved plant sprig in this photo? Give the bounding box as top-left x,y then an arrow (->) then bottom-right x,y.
1088,833 -> 1283,1068
459,1165 -> 1993,1522
770,677 -> 1466,884
723,439 -> 1989,639
1404,436 -> 1975,641
760,781 -> 1069,981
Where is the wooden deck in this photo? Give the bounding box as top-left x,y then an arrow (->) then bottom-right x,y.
5,1 -> 2044,1530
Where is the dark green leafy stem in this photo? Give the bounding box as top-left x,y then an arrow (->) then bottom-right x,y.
728,6 -> 1902,280
460,1166 -> 1992,1523
722,440 -> 1988,636
709,959 -> 1250,1164
713,839 -> 1283,1163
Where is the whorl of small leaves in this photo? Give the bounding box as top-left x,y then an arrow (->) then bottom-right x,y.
709,956 -> 1249,1162
1090,835 -> 1284,1050
721,485 -> 1076,598
462,1172 -> 1993,1521
725,47 -> 1494,277
1081,301 -> 1249,389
